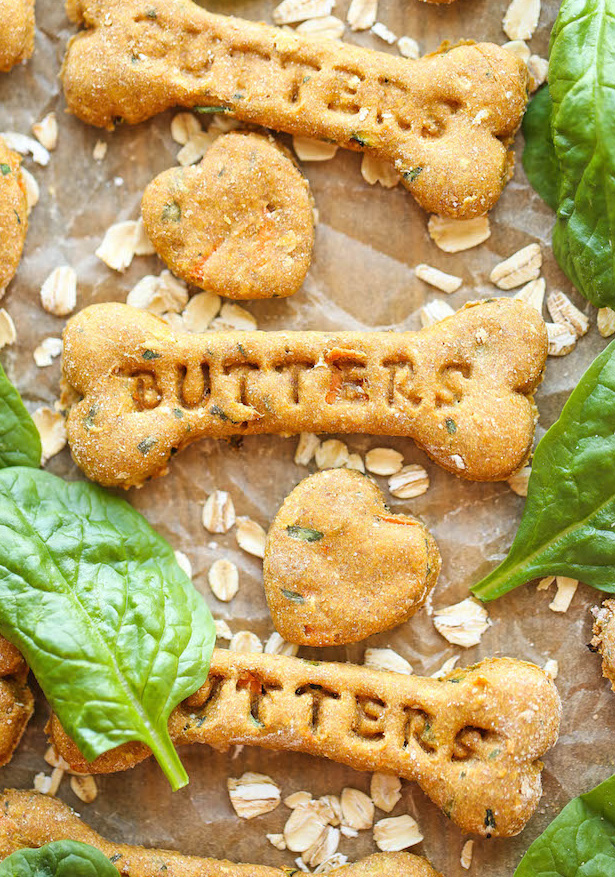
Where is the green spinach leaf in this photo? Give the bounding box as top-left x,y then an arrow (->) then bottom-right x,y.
0,362 -> 41,469
0,467 -> 215,790
522,87 -> 560,213
0,841 -> 118,877
514,774 -> 615,876
472,339 -> 615,601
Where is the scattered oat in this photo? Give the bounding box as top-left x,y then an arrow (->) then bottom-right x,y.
364,647 -> 413,675
32,407 -> 67,464
549,576 -> 578,613
273,0 -> 334,25
546,321 -> 577,357
265,631 -> 299,656
547,291 -> 589,337
434,598 -> 490,647
209,558 -> 239,601
360,153 -> 399,188
419,299 -> 455,328
340,788 -> 374,830
70,775 -> 98,804
502,40 -> 530,62
134,216 -> 156,256
374,815 -> 423,851
267,833 -> 287,851
40,266 -> 77,316
370,774 -> 402,813
202,490 -> 236,533
397,35 -> 420,59
544,658 -> 558,679
598,307 -> 615,338
365,447 -> 403,476
295,15 -> 345,38
460,839 -> 474,870
228,772 -> 281,819
507,465 -> 531,497
44,747 -> 70,772
295,432 -> 321,466
345,453 -> 365,473
314,854 -> 349,873
527,55 -> 548,91
285,801 -> 329,852
182,290 -> 222,331
340,825 -> 358,839
285,791 -> 314,809
319,795 -> 342,826
210,302 -> 257,331
174,550 -> 192,579
388,464 -> 429,499
347,0 -> 377,30
33,337 -> 63,368
430,655 -> 460,678
171,112 -> 202,145
371,21 -> 396,43
503,0 -> 541,40
128,271 -> 189,316
33,768 -> 64,796
177,131 -> 215,166
303,826 -> 341,869
490,243 -> 542,290
20,167 -> 39,214
315,439 -> 349,469
229,630 -> 263,653
0,309 -> 15,350
96,220 -> 140,272
514,277 -> 546,313
415,263 -> 462,294
236,518 -> 267,558
93,140 -> 107,161
293,137 -> 338,161
32,113 -> 58,151
215,619 -> 233,640
1,131 -> 50,166
428,215 -> 491,252
537,575 -> 555,591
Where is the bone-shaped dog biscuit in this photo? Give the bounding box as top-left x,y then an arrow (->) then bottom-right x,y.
62,299 -> 547,488
61,0 -> 528,218
0,138 -> 28,297
0,0 -> 35,72
0,638 -> 33,768
0,792 -> 442,877
49,650 -> 561,838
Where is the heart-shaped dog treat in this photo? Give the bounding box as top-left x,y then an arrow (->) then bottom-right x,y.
263,468 -> 441,646
142,131 -> 315,300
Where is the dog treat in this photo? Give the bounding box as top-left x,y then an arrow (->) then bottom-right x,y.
264,468 -> 441,646
62,298 -> 547,489
49,649 -> 561,837
0,138 -> 28,297
591,599 -> 615,690
61,0 -> 528,219
0,0 -> 35,72
142,132 -> 315,301
0,791 -> 441,877
0,638 -> 33,768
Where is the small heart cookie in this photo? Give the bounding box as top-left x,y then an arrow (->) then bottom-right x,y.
263,468 -> 441,646
142,131 -> 315,300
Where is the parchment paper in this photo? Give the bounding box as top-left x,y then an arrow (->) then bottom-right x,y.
1,1 -> 613,874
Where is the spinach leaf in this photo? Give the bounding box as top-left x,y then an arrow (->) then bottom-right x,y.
0,841 -> 118,877
0,467 -> 215,790
472,339 -> 615,601
514,774 -> 615,876
0,362 -> 41,469
522,87 -> 560,213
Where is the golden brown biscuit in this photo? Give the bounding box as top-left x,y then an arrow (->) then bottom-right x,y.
142,132 -> 315,300
591,599 -> 615,689
0,790 -> 441,877
0,638 -> 33,769
61,298 -> 547,489
61,0 -> 528,219
48,650 -> 561,838
0,0 -> 35,72
264,468 -> 441,645
0,138 -> 28,296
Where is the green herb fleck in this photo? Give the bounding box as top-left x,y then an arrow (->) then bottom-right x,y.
84,405 -> 99,432
173,408 -> 184,419
146,7 -> 157,17
110,854 -> 123,863
161,202 -> 181,222
0,164 -> 11,176
233,93 -> 245,101
142,349 -> 161,360
281,588 -> 305,603
286,525 -> 324,542
445,417 -> 457,434
488,748 -> 502,760
193,106 -> 231,114
209,404 -> 239,424
485,809 -> 496,832
403,166 -> 423,183
350,133 -> 369,147
137,436 -> 158,455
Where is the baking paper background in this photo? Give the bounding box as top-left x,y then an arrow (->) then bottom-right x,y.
1,0 -> 613,873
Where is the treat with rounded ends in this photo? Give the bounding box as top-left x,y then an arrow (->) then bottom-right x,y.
0,0 -> 35,72
142,132 -> 314,301
61,0 -> 528,219
264,468 -> 441,645
0,637 -> 34,768
61,298 -> 547,489
48,649 -> 561,838
591,599 -> 615,689
0,138 -> 28,297
0,791 -> 441,877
